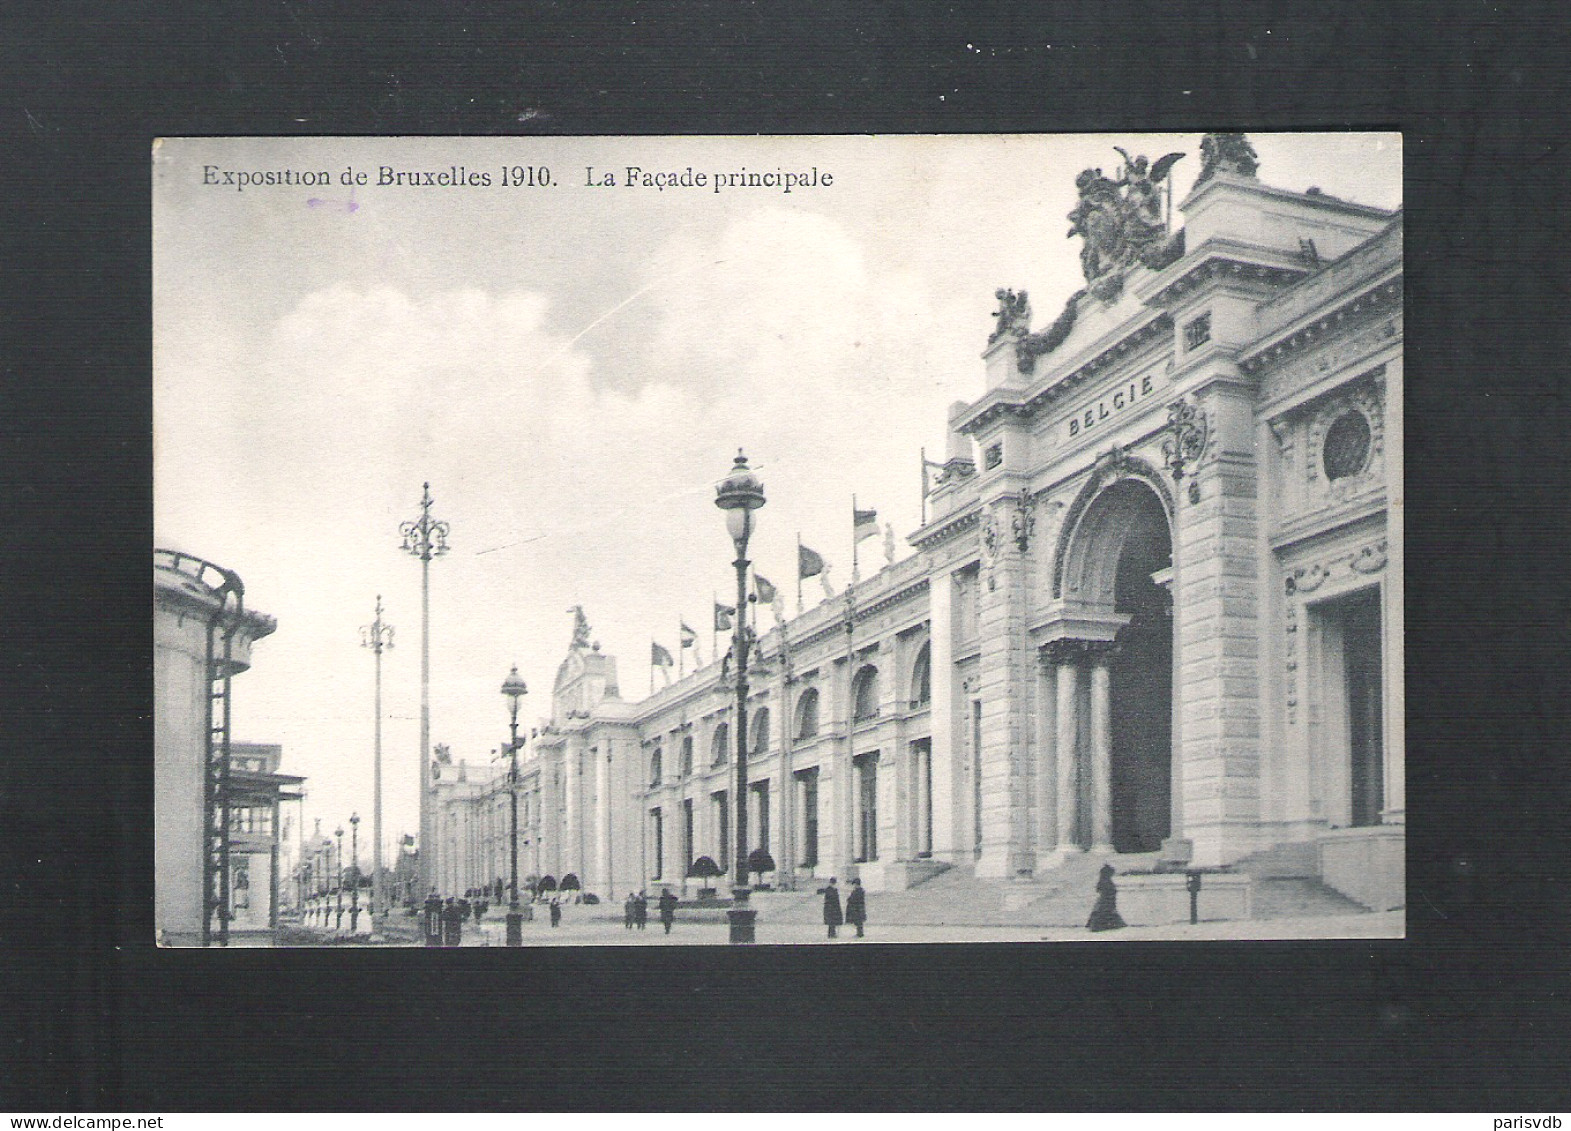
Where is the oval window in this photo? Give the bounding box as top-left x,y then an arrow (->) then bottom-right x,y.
1323,411 -> 1371,480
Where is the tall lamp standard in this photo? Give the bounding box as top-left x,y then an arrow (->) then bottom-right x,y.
360,596 -> 394,930
349,813 -> 361,933
401,482 -> 450,897
334,825 -> 345,931
715,450 -> 765,944
500,665 -> 529,947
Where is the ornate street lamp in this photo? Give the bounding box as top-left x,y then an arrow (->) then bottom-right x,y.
334,825 -> 345,931
349,813 -> 361,933
361,597 -> 394,931
401,483 -> 450,896
714,449 -> 765,944
501,664 -> 529,947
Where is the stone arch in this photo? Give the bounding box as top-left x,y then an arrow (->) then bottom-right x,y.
750,706 -> 771,755
852,665 -> 880,720
1055,470 -> 1177,854
1052,452 -> 1175,601
794,687 -> 820,738
909,641 -> 931,707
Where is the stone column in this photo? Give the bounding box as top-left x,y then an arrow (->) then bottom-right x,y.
1034,656 -> 1058,856
1051,642 -> 1082,852
1089,644 -> 1114,852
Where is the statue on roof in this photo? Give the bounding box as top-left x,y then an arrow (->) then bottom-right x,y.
568,605 -> 592,651
1196,132 -> 1259,186
989,288 -> 1031,343
1066,147 -> 1187,295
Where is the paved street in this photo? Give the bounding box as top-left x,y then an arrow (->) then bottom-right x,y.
303,901 -> 1402,947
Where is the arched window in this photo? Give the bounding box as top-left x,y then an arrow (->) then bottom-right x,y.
680,734 -> 694,777
751,707 -> 770,756
853,665 -> 880,721
711,722 -> 730,766
648,748 -> 663,788
795,688 -> 820,738
909,642 -> 931,708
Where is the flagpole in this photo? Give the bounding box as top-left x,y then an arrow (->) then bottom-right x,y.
920,446 -> 927,527
797,534 -> 803,614
852,494 -> 859,583
712,590 -> 718,672
651,643 -> 655,696
679,617 -> 684,678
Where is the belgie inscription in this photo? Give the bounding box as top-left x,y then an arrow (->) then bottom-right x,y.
1066,371 -> 1159,438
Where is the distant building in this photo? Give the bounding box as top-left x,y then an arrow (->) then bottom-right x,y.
224,742 -> 304,933
154,550 -> 299,945
430,135 -> 1403,915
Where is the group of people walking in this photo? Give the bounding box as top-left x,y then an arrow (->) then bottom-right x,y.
818,877 -> 868,939
421,891 -> 484,947
622,889 -> 680,934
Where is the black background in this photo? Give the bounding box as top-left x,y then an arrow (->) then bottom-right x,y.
2,0 -> 1569,1112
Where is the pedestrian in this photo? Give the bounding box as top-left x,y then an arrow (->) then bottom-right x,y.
423,889 -> 443,948
549,896 -> 562,928
658,887 -> 678,935
458,895 -> 472,923
442,897 -> 463,947
844,877 -> 867,938
1086,864 -> 1127,932
634,891 -> 648,931
623,893 -> 634,930
820,876 -> 842,939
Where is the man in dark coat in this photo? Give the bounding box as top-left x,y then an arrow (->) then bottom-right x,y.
844,877 -> 867,938
442,897 -> 463,946
658,887 -> 678,934
623,893 -> 635,930
423,890 -> 443,947
633,891 -> 648,930
548,896 -> 562,928
1086,864 -> 1127,932
820,877 -> 843,938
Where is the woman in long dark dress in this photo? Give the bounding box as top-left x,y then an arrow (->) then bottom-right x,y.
1086,864 -> 1126,931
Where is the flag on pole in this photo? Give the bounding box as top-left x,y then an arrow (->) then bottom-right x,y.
652,640 -> 674,691
679,619 -> 697,675
753,573 -> 778,606
798,543 -> 825,579
714,602 -> 736,632
854,503 -> 880,543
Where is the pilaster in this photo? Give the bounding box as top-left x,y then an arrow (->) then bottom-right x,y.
1175,377 -> 1262,865
974,491 -> 1036,878
928,568 -> 958,860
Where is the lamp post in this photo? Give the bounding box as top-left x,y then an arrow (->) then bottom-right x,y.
715,449 -> 765,944
349,813 -> 361,933
401,482 -> 450,897
501,664 -> 528,947
334,825 -> 345,931
361,596 -> 394,930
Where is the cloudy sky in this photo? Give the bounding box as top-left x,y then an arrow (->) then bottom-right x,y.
154,132 -> 1400,866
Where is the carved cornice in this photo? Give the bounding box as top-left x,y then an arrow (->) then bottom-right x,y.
1283,538 -> 1388,596
911,506 -> 981,551
959,314 -> 1173,434
1242,278 -> 1402,378
1041,637 -> 1118,666
1143,253 -> 1309,309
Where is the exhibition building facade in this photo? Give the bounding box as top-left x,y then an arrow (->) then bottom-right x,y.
430,135 -> 1404,914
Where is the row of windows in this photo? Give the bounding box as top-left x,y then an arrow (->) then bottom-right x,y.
645,645 -> 933,786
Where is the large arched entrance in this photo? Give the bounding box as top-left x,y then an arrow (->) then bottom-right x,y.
1059,474 -> 1173,854
1106,483 -> 1172,853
